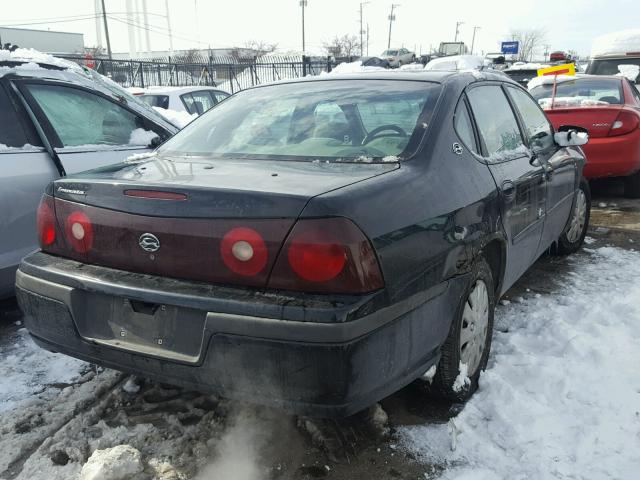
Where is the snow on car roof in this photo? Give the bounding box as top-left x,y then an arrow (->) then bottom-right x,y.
424,55 -> 486,71
505,62 -> 548,71
0,47 -> 83,74
527,74 -> 591,90
591,29 -> 640,57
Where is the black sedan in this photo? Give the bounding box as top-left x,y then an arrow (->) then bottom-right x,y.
16,71 -> 591,417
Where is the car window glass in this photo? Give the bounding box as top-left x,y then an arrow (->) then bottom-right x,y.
506,87 -> 554,152
454,98 -> 478,154
0,87 -> 31,149
529,78 -> 623,107
190,90 -> 215,114
629,80 -> 640,103
467,85 -> 525,161
213,91 -> 229,103
159,80 -> 441,161
25,84 -> 154,147
140,94 -> 169,109
181,93 -> 196,114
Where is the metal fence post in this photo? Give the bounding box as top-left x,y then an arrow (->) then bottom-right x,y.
327,56 -> 332,73
302,55 -> 308,77
140,61 -> 145,88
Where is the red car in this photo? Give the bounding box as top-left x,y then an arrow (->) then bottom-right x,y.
530,75 -> 640,197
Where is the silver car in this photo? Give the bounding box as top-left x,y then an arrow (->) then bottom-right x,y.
0,53 -> 178,299
381,48 -> 416,68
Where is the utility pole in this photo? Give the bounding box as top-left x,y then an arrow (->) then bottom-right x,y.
164,0 -> 174,53
100,0 -> 112,59
471,26 -> 480,55
359,2 -> 370,57
387,4 -> 400,50
300,0 -> 308,55
366,23 -> 370,56
543,44 -> 551,61
454,21 -> 464,42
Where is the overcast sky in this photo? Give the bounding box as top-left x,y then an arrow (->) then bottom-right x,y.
1,0 -> 638,57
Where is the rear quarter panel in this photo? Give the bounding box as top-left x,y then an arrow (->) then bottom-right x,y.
301,79 -> 503,305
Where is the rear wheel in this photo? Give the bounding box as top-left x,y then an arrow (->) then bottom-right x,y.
554,178 -> 591,255
430,257 -> 495,402
624,171 -> 640,198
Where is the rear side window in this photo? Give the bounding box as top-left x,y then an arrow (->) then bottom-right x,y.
0,86 -> 31,149
25,84 -> 155,148
454,97 -> 478,154
588,58 -> 640,82
213,91 -> 229,103
506,87 -> 554,152
467,85 -> 525,161
190,91 -> 215,114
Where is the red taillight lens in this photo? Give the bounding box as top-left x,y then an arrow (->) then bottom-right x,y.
288,230 -> 347,282
608,110 -> 640,137
220,227 -> 268,276
36,195 -> 56,248
269,218 -> 384,294
64,211 -> 94,253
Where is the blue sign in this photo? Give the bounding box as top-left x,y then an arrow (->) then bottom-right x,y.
501,41 -> 519,55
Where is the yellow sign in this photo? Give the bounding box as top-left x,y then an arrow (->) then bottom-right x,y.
537,63 -> 576,77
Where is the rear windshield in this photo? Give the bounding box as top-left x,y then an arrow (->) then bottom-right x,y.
505,70 -> 538,83
140,94 -> 169,109
529,78 -> 623,108
588,58 -> 640,82
158,80 -> 441,162
383,50 -> 399,56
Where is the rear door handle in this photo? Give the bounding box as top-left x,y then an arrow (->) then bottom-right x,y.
500,180 -> 516,199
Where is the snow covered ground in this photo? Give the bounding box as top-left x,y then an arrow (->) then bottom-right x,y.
1,231 -> 639,479
399,245 -> 640,480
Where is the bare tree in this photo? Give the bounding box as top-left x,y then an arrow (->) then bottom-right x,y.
244,40 -> 278,57
84,46 -> 106,58
322,34 -> 360,58
509,28 -> 547,62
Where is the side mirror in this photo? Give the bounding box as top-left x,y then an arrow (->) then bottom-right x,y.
554,125 -> 589,147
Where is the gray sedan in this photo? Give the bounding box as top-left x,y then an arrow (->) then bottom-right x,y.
0,53 -> 178,299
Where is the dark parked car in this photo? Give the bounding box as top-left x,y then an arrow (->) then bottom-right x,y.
358,56 -> 390,69
17,71 -> 591,417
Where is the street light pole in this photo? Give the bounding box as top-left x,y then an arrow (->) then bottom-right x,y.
454,21 -> 464,42
359,2 -> 370,57
471,26 -> 480,55
387,4 -> 400,50
300,0 -> 308,55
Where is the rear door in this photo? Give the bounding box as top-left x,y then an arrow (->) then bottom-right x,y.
17,81 -> 165,174
506,85 -> 578,252
466,83 -> 546,290
0,83 -> 58,297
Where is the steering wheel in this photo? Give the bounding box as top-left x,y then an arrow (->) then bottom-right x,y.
362,125 -> 407,145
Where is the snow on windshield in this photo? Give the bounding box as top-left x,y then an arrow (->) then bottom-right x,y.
399,246 -> 640,479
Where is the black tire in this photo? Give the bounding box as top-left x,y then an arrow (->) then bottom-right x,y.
624,171 -> 640,198
554,178 -> 591,255
429,257 -> 495,402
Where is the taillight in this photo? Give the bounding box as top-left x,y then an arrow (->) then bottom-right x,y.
268,217 -> 384,294
64,211 -> 94,253
608,110 -> 640,137
36,195 -> 56,248
220,227 -> 268,276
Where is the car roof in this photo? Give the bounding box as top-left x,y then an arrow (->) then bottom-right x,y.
143,85 -> 228,95
256,69 -> 515,88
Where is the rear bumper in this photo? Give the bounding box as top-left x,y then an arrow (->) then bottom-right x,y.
582,132 -> 640,178
16,252 -> 463,417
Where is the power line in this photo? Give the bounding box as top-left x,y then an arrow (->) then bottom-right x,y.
0,15 -> 100,28
106,15 -> 205,47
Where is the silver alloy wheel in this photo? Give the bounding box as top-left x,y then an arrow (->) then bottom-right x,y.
566,189 -> 587,244
460,279 -> 489,375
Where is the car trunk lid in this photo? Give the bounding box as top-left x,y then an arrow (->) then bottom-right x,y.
542,106 -> 623,138
46,156 -> 397,288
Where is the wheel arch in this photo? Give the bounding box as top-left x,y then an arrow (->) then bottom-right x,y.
479,237 -> 506,297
